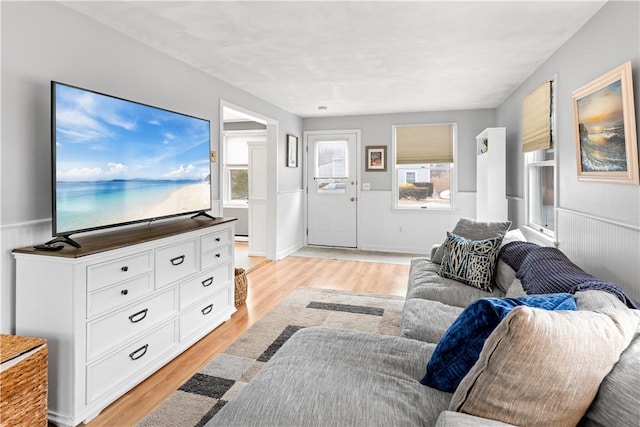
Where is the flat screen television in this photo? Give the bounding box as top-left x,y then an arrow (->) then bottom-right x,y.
49,81 -> 213,248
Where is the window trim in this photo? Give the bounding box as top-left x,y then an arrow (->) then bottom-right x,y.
524,75 -> 557,240
392,123 -> 458,211
525,154 -> 555,237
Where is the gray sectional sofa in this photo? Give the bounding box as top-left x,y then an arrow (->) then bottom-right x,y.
209,229 -> 640,427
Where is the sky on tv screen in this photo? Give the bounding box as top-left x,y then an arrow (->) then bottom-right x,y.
54,83 -> 211,182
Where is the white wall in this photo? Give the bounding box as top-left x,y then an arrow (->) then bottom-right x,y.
0,1 -> 303,333
497,1 -> 640,299
303,109 -> 495,253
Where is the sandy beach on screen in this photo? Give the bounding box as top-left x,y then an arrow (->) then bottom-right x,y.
144,182 -> 211,219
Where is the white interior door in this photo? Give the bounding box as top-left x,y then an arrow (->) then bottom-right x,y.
248,140 -> 267,256
307,132 -> 358,247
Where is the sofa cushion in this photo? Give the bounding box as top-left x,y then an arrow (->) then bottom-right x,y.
493,260 -> 516,294
449,307 -> 638,427
575,289 -> 628,311
432,218 -> 511,264
208,327 -> 452,427
581,319 -> 640,427
492,229 -> 527,293
400,298 -> 463,343
439,232 -> 503,292
436,411 -> 516,427
504,278 -> 526,298
407,258 -> 504,308
422,293 -> 576,392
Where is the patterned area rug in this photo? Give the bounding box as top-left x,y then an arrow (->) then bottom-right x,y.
137,288 -> 404,427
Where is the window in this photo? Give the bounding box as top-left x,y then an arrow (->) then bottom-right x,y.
223,132 -> 263,206
229,168 -> 248,202
393,124 -> 456,209
405,171 -> 416,183
526,149 -> 555,234
523,78 -> 556,237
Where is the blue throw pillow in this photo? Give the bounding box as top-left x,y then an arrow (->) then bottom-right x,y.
421,293 -> 576,392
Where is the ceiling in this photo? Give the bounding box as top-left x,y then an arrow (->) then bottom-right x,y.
62,1 -> 606,118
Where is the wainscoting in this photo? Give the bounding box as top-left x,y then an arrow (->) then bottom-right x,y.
1,219 -> 51,333
556,208 -> 640,302
506,197 -> 640,303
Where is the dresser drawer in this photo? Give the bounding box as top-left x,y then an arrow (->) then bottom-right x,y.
201,229 -> 232,253
87,273 -> 153,318
201,244 -> 232,270
180,263 -> 232,310
87,251 -> 153,292
87,288 -> 178,360
180,287 -> 233,340
155,239 -> 197,289
86,319 -> 178,404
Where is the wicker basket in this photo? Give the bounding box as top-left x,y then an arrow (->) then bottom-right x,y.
234,267 -> 248,306
0,335 -> 48,427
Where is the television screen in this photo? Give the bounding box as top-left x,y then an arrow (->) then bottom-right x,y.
52,81 -> 212,239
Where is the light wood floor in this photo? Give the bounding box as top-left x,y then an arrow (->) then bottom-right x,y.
81,255 -> 410,427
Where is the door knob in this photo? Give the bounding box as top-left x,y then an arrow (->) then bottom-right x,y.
350,197 -> 355,202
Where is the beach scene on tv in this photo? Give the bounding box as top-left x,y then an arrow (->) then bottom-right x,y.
54,83 -> 211,234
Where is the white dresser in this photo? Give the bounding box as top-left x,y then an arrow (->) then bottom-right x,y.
13,217 -> 236,427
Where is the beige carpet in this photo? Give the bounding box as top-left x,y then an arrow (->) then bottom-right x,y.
137,288 -> 404,427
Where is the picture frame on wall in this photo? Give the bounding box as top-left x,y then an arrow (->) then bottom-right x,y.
287,134 -> 298,168
572,61 -> 638,185
365,146 -> 387,171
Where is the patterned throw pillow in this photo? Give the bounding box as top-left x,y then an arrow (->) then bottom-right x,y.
439,232 -> 502,291
431,218 -> 511,264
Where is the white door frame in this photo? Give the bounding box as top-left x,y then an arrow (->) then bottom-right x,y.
220,100 -> 278,260
303,129 -> 361,248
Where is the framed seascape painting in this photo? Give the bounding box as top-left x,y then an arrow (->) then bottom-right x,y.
287,134 -> 298,168
365,146 -> 387,171
572,61 -> 638,184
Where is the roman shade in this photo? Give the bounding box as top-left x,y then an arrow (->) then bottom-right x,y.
522,81 -> 553,153
396,124 -> 454,164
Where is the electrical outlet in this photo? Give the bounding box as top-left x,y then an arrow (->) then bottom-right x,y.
210,151 -> 216,162
362,183 -> 371,191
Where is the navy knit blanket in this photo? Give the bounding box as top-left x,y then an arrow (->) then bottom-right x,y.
499,241 -> 639,309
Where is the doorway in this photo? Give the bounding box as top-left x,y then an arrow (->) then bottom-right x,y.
221,104 -> 271,258
305,131 -> 360,248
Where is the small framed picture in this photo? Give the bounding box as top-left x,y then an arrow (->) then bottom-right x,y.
365,146 -> 387,171
286,134 -> 298,168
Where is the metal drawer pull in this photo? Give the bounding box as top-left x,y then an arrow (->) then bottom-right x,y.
202,277 -> 214,287
121,289 -> 129,295
215,253 -> 221,258
129,344 -> 148,361
201,304 -> 213,315
128,308 -> 148,323
215,237 -> 221,242
121,266 -> 129,272
170,255 -> 185,266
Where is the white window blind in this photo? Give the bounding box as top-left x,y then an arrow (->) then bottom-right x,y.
396,124 -> 454,164
522,81 -> 552,153
224,135 -> 249,165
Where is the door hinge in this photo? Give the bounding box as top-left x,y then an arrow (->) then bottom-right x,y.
306,228 -> 308,235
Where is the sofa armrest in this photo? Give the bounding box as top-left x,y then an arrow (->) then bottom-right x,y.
430,244 -> 441,261
436,411 -> 517,427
